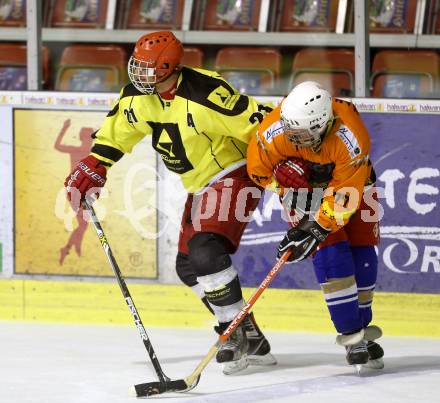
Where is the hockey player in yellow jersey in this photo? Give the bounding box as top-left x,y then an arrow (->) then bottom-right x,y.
247,81 -> 384,371
65,31 -> 276,374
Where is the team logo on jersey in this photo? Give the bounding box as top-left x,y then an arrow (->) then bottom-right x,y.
207,85 -> 240,111
156,129 -> 176,157
335,125 -> 362,159
264,121 -> 284,143
148,122 -> 194,173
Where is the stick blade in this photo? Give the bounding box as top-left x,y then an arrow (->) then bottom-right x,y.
131,376 -> 200,397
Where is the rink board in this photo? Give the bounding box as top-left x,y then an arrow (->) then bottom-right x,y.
1,93 -> 440,336
0,279 -> 439,337
233,111 -> 440,293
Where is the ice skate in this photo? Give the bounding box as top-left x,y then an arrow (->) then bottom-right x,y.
364,325 -> 384,369
216,323 -> 249,375
364,341 -> 384,369
336,329 -> 368,374
346,340 -> 369,374
242,312 -> 277,366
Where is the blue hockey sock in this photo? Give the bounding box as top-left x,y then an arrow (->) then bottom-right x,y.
351,246 -> 378,328
313,241 -> 363,334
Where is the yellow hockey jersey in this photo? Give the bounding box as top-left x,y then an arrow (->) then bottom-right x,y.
91,67 -> 273,192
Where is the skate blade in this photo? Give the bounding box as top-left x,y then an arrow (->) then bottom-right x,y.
354,364 -> 363,375
364,358 -> 384,369
247,352 -> 277,366
222,356 -> 249,375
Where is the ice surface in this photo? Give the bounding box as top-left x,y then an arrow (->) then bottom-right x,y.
1,321 -> 439,403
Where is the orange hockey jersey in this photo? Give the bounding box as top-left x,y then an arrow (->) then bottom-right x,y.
247,98 -> 375,232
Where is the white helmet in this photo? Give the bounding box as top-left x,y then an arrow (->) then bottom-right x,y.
280,81 -> 333,147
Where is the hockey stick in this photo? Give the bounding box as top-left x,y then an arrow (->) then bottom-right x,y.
132,249 -> 292,397
82,200 -> 199,395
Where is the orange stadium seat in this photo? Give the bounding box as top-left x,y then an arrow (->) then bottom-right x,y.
122,0 -> 184,29
0,0 -> 26,26
182,47 -> 204,68
215,47 -> 281,95
47,0 -> 108,28
291,48 -> 355,96
201,0 -> 260,31
55,45 -> 127,92
277,0 -> 339,32
368,0 -> 417,33
371,50 -> 440,98
0,43 -> 49,90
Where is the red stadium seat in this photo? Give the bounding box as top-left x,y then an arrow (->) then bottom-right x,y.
122,0 -> 184,29
371,50 -> 439,98
0,43 -> 49,90
182,47 -> 204,68
55,45 -> 127,92
215,47 -> 281,95
0,0 -> 26,26
47,0 -> 108,28
201,0 -> 260,31
277,0 -> 339,32
291,48 -> 355,97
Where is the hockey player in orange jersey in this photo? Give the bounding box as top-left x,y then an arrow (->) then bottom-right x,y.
247,81 -> 384,371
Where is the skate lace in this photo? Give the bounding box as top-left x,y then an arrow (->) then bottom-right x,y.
243,315 -> 262,339
222,332 -> 241,350
348,342 -> 367,354
243,315 -> 255,332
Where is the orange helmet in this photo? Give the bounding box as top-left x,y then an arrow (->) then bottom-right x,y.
128,31 -> 184,94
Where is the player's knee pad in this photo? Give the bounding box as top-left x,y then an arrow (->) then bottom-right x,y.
188,233 -> 243,323
351,246 -> 378,287
313,241 -> 355,283
187,232 -> 232,276
175,252 -> 214,314
175,252 -> 198,287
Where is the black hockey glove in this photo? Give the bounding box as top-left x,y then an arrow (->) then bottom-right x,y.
277,217 -> 330,263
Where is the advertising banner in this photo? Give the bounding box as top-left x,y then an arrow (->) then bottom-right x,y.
232,113 -> 440,293
367,113 -> 440,293
14,109 -> 157,278
0,105 -> 13,276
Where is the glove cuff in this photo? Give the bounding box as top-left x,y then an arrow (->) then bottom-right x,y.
298,216 -> 330,242
85,155 -> 105,168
